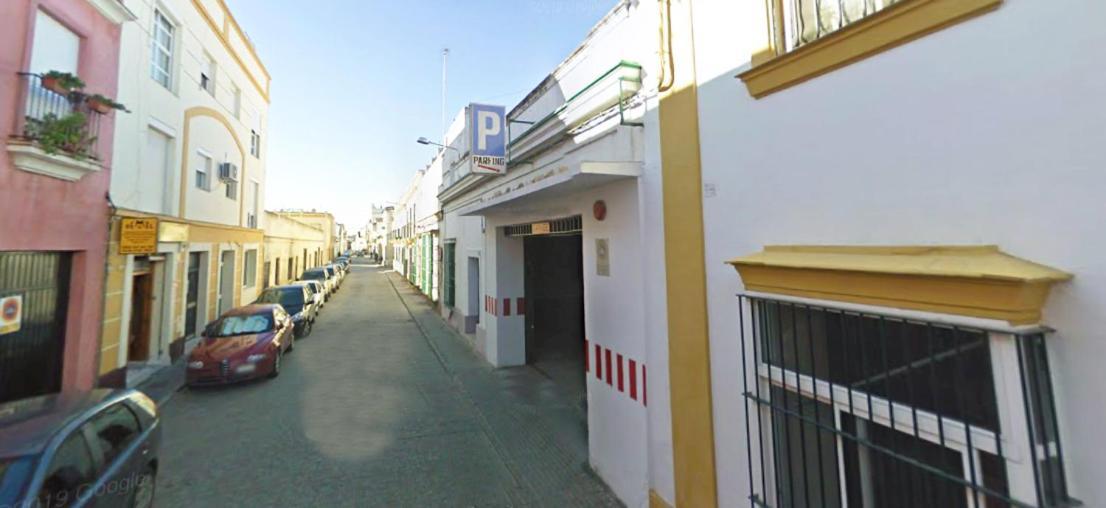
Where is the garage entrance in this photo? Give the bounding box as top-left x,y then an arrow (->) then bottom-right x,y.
0,252 -> 71,403
519,216 -> 586,408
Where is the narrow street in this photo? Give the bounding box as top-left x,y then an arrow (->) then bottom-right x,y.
154,259 -> 620,507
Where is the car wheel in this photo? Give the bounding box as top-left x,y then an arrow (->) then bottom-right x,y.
269,351 -> 282,378
130,465 -> 156,508
301,319 -> 313,338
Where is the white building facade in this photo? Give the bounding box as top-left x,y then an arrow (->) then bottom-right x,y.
403,1 -> 1098,507
434,4 -> 673,505
101,0 -> 270,383
682,0 -> 1093,507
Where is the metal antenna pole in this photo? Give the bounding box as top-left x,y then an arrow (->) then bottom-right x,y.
441,48 -> 449,147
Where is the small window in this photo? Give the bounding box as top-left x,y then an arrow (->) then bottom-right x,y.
200,52 -> 216,95
150,10 -> 174,89
249,130 -> 260,158
243,249 -> 257,287
225,179 -> 238,200
231,83 -> 241,118
38,430 -> 96,507
88,403 -> 141,467
195,152 -> 212,190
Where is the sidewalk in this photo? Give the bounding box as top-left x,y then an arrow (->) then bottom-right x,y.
385,270 -> 620,506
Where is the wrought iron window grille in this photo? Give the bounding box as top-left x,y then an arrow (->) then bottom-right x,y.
737,294 -> 1079,508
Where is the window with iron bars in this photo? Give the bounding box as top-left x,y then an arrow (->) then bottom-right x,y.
771,0 -> 903,52
737,295 -> 1077,508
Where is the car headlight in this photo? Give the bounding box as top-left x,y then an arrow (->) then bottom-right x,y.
188,361 -> 204,369
247,354 -> 268,363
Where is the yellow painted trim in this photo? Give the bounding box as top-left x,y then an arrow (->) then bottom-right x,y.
649,490 -> 675,508
658,1 -> 718,506
189,0 -> 271,103
738,0 -> 1002,98
729,246 -> 1071,325
177,107 -> 247,224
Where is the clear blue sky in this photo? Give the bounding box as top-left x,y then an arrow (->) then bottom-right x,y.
225,0 -> 615,227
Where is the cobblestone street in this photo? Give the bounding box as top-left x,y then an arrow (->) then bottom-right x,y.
154,260 -> 620,507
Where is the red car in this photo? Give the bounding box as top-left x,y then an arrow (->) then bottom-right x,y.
186,304 -> 294,386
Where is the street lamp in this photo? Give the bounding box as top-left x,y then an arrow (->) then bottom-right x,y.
416,137 -> 458,152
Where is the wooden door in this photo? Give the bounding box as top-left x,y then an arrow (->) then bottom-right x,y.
128,273 -> 153,361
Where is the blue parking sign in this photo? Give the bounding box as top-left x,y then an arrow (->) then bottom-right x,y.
470,103 -> 506,175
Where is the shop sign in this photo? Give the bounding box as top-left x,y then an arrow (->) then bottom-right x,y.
120,218 -> 159,254
531,222 -> 551,235
470,103 -> 506,175
0,295 -> 22,335
158,221 -> 188,243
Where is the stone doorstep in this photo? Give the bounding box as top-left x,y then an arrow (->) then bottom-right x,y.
132,335 -> 200,404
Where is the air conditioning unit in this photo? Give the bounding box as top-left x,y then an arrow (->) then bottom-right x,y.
218,162 -> 238,181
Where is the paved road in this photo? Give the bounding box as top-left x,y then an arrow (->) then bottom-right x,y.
156,260 -> 620,507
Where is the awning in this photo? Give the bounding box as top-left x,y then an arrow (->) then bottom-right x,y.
457,161 -> 640,216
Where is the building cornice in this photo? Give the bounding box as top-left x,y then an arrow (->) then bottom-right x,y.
87,0 -> 137,24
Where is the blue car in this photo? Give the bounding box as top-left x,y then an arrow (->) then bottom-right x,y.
0,389 -> 161,508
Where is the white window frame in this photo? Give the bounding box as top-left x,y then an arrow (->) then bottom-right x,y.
194,150 -> 212,191
231,82 -> 241,118
150,9 -> 174,89
249,130 -> 260,158
741,292 -> 1047,508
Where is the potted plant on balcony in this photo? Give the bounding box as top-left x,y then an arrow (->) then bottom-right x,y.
23,112 -> 96,160
85,94 -> 126,114
41,71 -> 85,95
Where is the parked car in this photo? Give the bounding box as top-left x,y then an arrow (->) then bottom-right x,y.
291,280 -> 325,311
323,265 -> 341,290
0,389 -> 161,508
186,304 -> 294,386
301,267 -> 334,299
256,285 -> 317,337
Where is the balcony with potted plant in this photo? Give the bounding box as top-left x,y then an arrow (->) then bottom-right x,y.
6,71 -> 126,182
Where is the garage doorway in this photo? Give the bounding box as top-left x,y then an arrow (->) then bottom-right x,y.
0,252 -> 71,403
523,230 -> 586,407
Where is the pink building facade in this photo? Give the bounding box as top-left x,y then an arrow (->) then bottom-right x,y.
0,0 -> 132,402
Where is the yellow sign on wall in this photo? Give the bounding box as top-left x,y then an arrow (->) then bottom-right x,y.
120,218 -> 159,254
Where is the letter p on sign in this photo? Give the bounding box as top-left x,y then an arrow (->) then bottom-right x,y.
477,111 -> 501,151
469,103 -> 506,157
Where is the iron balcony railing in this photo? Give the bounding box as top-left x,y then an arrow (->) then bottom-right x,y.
16,73 -> 106,161
737,294 -> 1079,508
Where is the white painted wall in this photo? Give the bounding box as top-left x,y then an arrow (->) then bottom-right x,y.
692,0 -> 1106,505
111,0 -> 268,227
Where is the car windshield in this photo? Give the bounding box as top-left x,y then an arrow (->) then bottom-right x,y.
302,269 -> 326,281
207,314 -> 273,337
324,267 -> 334,277
258,288 -> 305,306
